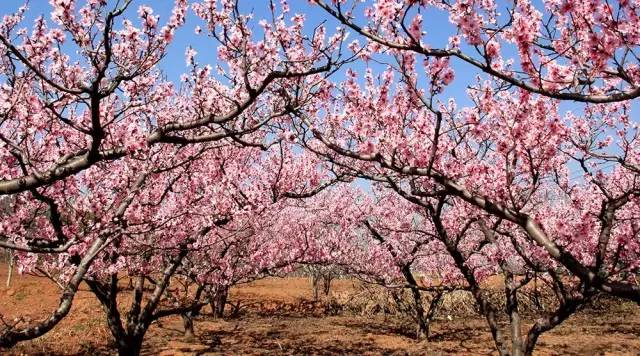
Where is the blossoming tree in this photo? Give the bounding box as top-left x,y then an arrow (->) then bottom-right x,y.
0,0 -> 346,351
0,0 -> 638,355
303,0 -> 640,303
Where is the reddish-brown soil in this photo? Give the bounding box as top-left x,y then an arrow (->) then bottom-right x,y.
1,267 -> 639,355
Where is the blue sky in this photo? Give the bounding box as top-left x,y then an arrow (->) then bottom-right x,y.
0,1 -> 465,96
1,0 -> 636,183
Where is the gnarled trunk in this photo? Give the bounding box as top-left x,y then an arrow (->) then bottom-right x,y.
504,271 -> 523,356
114,334 -> 144,356
401,265 -> 429,340
322,273 -> 334,296
181,313 -> 195,340
211,286 -> 228,318
311,273 -> 320,301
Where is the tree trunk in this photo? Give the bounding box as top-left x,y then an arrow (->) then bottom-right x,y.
181,286 -> 205,339
211,287 -> 228,318
115,334 -> 144,356
425,291 -> 443,338
311,273 -> 320,301
181,313 -> 195,340
6,250 -> 13,288
523,296 -> 583,356
505,271 -> 523,356
401,265 -> 428,340
364,222 -> 431,341
439,233 -> 509,355
322,274 -> 333,296
87,276 -> 148,356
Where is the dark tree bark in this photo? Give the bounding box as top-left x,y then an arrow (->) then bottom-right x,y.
181,286 -> 204,340
86,246 -> 192,356
311,273 -> 320,302
211,286 -> 228,319
364,221 -> 433,340
322,273 -> 333,296
425,291 -> 444,339
181,313 -> 195,340
401,265 -> 429,340
504,271 -> 523,356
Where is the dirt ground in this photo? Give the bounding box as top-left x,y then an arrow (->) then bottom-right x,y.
1,267 -> 639,355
